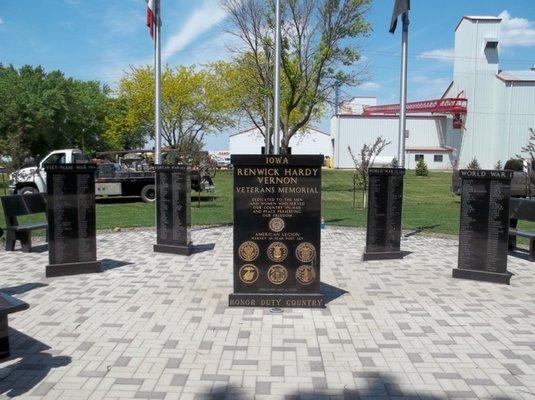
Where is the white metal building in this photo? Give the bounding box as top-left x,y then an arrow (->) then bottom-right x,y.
229,126 -> 332,157
332,15 -> 535,169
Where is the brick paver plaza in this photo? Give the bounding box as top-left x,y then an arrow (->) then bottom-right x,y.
1,226 -> 535,399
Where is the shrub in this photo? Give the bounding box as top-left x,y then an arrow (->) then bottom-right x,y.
494,160 -> 502,170
390,157 -> 399,168
415,159 -> 428,176
504,158 -> 523,172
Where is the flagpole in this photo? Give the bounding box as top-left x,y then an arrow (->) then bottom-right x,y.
273,0 -> 281,155
397,14 -> 408,167
265,97 -> 271,154
154,0 -> 162,165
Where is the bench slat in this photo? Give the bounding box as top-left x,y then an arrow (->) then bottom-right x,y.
12,222 -> 48,232
509,229 -> 535,239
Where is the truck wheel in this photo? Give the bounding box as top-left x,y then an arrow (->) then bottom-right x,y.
141,185 -> 156,203
19,186 -> 38,195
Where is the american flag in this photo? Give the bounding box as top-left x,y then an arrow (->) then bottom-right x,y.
146,0 -> 156,39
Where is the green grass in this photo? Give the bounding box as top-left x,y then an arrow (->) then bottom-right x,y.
1,170 -> 534,237
321,170 -> 461,235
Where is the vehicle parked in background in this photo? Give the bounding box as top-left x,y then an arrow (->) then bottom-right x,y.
9,149 -> 216,202
214,156 -> 231,169
451,158 -> 535,198
209,150 -> 231,169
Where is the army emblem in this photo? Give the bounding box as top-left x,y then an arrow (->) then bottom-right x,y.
295,242 -> 316,263
238,241 -> 259,262
296,265 -> 316,285
267,265 -> 288,285
267,242 -> 288,262
239,264 -> 259,284
268,217 -> 285,232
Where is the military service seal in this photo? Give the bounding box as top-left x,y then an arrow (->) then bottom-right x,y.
238,241 -> 259,262
239,264 -> 259,284
267,265 -> 288,285
296,265 -> 316,285
295,242 -> 316,263
267,242 -> 288,262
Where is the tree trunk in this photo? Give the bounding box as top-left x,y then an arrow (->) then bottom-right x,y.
280,133 -> 290,154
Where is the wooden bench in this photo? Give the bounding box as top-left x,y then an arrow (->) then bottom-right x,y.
0,292 -> 29,359
509,198 -> 535,261
1,194 -> 48,252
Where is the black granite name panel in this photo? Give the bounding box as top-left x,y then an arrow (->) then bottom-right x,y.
45,163 -> 100,277
453,169 -> 513,284
363,168 -> 405,260
154,164 -> 192,255
230,154 -> 325,308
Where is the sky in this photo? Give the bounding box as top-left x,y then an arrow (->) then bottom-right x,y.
1,0 -> 534,151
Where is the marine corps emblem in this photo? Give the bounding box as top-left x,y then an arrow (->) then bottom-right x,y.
267,242 -> 288,262
238,241 -> 259,262
239,264 -> 259,284
267,265 -> 288,285
295,242 -> 316,263
268,217 -> 285,232
296,265 -> 316,285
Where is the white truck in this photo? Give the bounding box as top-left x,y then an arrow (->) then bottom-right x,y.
9,149 -> 91,195
9,148 -> 157,202
9,148 -> 215,202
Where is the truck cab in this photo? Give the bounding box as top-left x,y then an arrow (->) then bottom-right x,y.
10,149 -> 87,194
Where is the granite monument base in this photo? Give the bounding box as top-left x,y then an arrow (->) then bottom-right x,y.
362,250 -> 405,261
452,268 -> 512,285
46,260 -> 102,278
229,293 -> 325,309
153,243 -> 193,256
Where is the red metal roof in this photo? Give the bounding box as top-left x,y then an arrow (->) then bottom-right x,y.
362,97 -> 467,116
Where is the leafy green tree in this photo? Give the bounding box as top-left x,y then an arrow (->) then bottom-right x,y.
109,65 -> 234,157
103,98 -> 147,150
221,0 -> 371,153
0,64 -> 113,166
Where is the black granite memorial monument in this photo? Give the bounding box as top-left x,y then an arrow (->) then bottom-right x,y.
45,164 -> 101,277
153,164 -> 193,255
229,155 -> 325,308
363,167 -> 406,261
452,169 -> 513,284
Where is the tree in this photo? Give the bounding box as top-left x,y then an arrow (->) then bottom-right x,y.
0,64 -> 113,167
103,97 -> 147,150
110,65 -> 234,157
348,136 -> 390,208
221,0 -> 371,153
494,160 -> 502,170
415,159 -> 428,176
521,128 -> 535,162
466,157 -> 481,170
